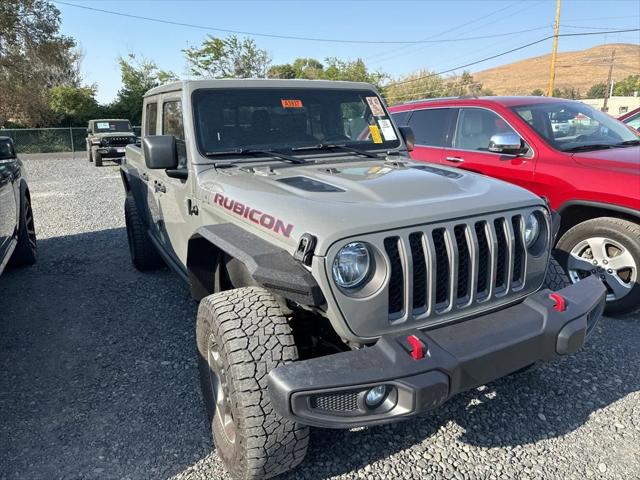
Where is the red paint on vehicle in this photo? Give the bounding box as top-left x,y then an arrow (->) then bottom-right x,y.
407,335 -> 425,360
389,97 -> 640,216
213,193 -> 294,238
549,293 -> 567,312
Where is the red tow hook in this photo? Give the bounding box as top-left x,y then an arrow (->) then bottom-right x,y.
549,292 -> 567,312
407,335 -> 425,360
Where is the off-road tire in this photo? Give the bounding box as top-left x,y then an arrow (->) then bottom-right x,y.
94,151 -> 103,167
556,217 -> 640,315
196,287 -> 309,480
124,195 -> 164,271
9,189 -> 37,267
543,256 -> 571,291
88,148 -> 93,163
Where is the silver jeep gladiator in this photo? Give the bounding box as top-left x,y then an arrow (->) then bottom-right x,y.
86,119 -> 137,166
120,79 -> 606,480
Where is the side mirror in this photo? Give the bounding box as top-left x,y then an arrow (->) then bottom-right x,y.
143,135 -> 178,170
398,126 -> 415,152
488,133 -> 526,156
86,129 -> 91,134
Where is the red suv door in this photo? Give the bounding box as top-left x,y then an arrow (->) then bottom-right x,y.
401,107 -> 457,164
443,107 -> 536,191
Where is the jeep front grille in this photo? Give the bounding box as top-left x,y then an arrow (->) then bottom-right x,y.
103,136 -> 134,147
384,214 -> 527,320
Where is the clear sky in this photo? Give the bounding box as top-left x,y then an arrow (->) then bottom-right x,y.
54,0 -> 640,104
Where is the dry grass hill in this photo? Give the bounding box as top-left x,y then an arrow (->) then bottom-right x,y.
474,43 -> 640,96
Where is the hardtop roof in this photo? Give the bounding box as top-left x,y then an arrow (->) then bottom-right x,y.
144,78 -> 379,98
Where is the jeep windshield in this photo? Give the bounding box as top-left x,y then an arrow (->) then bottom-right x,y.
511,101 -> 639,152
192,88 -> 400,158
94,121 -> 132,133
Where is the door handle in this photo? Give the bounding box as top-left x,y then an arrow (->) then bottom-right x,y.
141,172 -> 149,181
445,156 -> 464,163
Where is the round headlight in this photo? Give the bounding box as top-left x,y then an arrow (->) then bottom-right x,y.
524,212 -> 540,248
332,242 -> 371,289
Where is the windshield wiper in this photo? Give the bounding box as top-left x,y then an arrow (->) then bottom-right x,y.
291,143 -> 379,159
615,139 -> 640,146
205,148 -> 305,164
561,144 -> 616,152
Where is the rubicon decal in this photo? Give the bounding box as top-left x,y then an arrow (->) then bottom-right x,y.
213,193 -> 294,238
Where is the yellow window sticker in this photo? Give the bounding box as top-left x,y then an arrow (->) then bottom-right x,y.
369,125 -> 383,144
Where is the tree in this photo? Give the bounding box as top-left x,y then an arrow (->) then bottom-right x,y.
530,88 -> 545,96
110,54 -> 177,125
586,82 -> 607,99
48,85 -> 100,126
552,87 -> 581,99
382,70 -> 490,105
184,35 -> 270,78
0,0 -> 81,126
613,75 -> 640,96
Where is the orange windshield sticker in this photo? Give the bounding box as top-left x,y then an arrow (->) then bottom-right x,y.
369,125 -> 383,144
281,99 -> 303,108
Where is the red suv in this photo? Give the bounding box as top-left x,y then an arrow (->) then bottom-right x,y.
390,96 -> 640,314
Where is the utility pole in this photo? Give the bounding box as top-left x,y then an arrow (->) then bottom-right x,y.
547,0 -> 562,97
602,48 -> 616,112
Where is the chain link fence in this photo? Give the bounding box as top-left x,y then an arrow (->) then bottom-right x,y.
0,126 -> 142,155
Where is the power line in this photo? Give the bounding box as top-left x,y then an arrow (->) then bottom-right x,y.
383,28 -> 640,89
365,1 -> 521,62
51,0 -> 545,45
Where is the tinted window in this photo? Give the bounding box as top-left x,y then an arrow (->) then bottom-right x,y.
408,108 -> 455,147
163,100 -> 187,166
192,88 -> 400,155
453,108 -> 517,151
163,101 -> 184,140
93,120 -> 131,133
391,111 -> 411,126
145,103 -> 157,136
0,138 -> 15,159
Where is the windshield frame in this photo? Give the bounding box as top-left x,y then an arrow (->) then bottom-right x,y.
509,101 -> 639,153
190,87 -> 401,162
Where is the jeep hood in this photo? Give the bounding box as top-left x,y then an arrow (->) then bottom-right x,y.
198,159 -> 543,255
571,146 -> 640,173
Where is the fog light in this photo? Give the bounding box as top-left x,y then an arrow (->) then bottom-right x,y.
365,385 -> 387,408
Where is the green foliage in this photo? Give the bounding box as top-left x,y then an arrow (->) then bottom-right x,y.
109,54 -> 177,125
552,87 -> 581,100
382,70 -> 491,105
268,57 -> 387,89
184,35 -> 270,78
530,88 -> 545,96
48,85 -> 100,126
586,82 -> 607,98
0,0 -> 81,127
613,75 -> 640,96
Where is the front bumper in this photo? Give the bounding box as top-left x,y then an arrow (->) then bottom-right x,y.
269,276 -> 606,429
96,147 -> 128,158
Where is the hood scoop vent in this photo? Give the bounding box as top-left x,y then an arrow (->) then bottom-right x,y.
278,176 -> 345,193
412,164 -> 463,179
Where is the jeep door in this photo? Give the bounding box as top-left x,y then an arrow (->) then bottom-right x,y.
153,96 -> 191,266
443,107 -> 535,190
399,108 -> 457,164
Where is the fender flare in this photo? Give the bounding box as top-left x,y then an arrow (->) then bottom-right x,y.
188,223 -> 324,306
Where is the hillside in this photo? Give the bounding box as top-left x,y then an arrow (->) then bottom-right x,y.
474,43 -> 640,96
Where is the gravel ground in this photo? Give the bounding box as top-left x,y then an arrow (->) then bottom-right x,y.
0,153 -> 638,480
